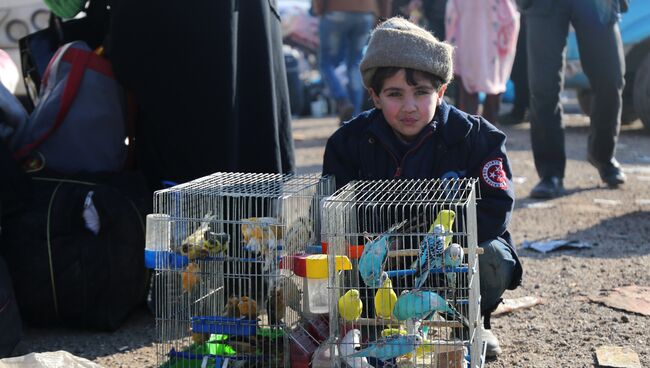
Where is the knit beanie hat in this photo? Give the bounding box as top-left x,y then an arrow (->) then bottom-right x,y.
360,17 -> 454,89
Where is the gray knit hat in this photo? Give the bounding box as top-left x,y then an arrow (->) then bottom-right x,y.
360,17 -> 454,89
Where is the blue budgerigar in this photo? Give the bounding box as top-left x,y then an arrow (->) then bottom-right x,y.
413,224 -> 446,289
392,290 -> 467,327
359,219 -> 408,288
443,242 -> 464,289
345,334 -> 422,361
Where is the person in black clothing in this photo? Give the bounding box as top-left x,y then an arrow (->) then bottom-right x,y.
521,0 -> 627,198
109,0 -> 295,189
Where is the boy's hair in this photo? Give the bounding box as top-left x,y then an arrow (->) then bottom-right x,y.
360,17 -> 453,89
370,67 -> 445,94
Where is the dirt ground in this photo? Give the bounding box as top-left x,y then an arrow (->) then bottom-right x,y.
17,109 -> 650,367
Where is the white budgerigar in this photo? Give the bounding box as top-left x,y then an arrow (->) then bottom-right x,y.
442,242 -> 464,289
339,329 -> 374,368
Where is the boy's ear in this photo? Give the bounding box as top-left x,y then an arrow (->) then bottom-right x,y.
369,88 -> 382,109
437,84 -> 448,105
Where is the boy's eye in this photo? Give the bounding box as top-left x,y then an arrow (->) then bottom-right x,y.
386,92 -> 402,97
415,89 -> 433,95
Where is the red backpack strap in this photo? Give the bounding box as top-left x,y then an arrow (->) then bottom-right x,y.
14,46 -> 92,160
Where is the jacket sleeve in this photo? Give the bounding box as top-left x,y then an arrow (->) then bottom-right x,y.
466,120 -> 515,243
322,129 -> 359,190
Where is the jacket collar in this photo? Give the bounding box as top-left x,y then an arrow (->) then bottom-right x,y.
434,100 -> 473,146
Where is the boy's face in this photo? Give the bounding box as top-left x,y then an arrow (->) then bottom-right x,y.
369,69 -> 447,142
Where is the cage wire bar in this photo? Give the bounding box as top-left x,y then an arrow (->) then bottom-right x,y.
145,172 -> 334,368
322,178 -> 483,368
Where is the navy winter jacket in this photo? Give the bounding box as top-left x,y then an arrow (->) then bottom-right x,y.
323,101 -> 522,289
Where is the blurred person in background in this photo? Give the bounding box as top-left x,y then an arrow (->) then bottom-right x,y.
522,0 -> 627,198
312,0 -> 392,123
445,0 -> 520,125
392,0 -> 447,40
500,14 -> 529,126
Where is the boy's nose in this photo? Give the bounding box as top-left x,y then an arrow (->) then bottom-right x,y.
402,96 -> 417,112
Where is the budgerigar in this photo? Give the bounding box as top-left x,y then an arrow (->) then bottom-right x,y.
412,209 -> 456,289
374,272 -> 397,319
413,224 -> 446,289
345,334 -> 422,361
339,329 -> 374,368
432,209 -> 455,247
392,290 -> 467,327
338,289 -> 363,322
443,242 -> 464,289
359,219 -> 408,288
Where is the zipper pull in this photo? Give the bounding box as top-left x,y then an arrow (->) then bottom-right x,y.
394,167 -> 402,177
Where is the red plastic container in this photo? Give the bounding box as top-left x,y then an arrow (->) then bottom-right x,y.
289,326 -> 319,368
305,315 -> 329,343
321,242 -> 364,259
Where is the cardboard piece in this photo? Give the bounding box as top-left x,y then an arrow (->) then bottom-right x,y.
595,346 -> 641,368
589,285 -> 650,316
493,296 -> 544,316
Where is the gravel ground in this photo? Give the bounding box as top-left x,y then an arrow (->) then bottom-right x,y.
16,111 -> 650,367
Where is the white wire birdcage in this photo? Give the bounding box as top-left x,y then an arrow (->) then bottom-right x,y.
322,178 -> 483,368
145,172 -> 333,368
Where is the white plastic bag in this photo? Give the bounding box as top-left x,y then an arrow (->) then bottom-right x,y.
0,351 -> 103,368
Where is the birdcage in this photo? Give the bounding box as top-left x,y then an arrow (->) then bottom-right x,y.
145,172 -> 334,368
322,178 -> 483,368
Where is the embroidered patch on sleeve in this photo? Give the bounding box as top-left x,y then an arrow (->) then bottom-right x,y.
481,158 -> 508,190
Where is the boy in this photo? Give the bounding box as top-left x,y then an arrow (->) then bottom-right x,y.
322,17 -> 522,358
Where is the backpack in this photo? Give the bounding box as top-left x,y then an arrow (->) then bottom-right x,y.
0,171 -> 150,331
11,41 -> 128,174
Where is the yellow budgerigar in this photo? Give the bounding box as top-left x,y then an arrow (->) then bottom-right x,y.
374,272 -> 397,319
338,289 -> 363,322
430,209 -> 456,247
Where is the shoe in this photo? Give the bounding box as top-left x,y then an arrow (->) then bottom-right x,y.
499,109 -> 527,126
588,156 -> 626,188
530,176 -> 565,199
480,327 -> 502,358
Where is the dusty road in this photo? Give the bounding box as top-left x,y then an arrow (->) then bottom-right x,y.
17,111 -> 650,367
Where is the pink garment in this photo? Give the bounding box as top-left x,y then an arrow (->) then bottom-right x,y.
446,0 -> 520,94
0,49 -> 19,94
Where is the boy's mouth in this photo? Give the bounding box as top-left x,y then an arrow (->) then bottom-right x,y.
400,117 -> 418,125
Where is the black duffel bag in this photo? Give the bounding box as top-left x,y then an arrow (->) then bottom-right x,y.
0,171 -> 150,331
0,204 -> 22,358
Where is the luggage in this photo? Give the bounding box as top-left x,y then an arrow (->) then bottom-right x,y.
0,221 -> 22,358
0,254 -> 22,358
0,171 -> 150,331
11,41 -> 128,174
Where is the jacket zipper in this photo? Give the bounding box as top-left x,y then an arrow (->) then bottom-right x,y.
392,130 -> 434,178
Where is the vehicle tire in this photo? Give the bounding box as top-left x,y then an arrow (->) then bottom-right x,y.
578,88 -> 637,125
634,53 -> 650,131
